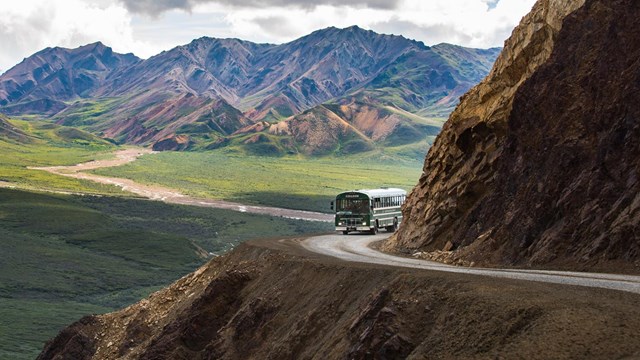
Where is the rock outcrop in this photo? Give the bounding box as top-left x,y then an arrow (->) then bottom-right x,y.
387,0 -> 640,272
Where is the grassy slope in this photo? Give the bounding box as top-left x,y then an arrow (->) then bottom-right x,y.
0,188 -> 330,359
92,149 -> 425,213
0,118 -> 126,195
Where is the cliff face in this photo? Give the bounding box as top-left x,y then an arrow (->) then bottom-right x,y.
387,0 -> 640,271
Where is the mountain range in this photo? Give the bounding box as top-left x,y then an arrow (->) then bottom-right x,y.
0,26 -> 500,154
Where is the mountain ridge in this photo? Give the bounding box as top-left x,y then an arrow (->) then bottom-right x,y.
0,27 -> 500,154
0,42 -> 139,107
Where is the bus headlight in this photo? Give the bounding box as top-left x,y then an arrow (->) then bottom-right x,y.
338,222 -> 343,225
362,222 -> 367,225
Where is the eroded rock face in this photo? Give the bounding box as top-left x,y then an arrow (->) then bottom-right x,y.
388,0 -> 640,272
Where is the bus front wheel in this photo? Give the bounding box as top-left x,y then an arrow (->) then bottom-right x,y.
370,221 -> 379,235
342,230 -> 349,235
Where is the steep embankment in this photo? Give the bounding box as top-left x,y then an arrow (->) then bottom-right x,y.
38,238 -> 640,359
387,0 -> 640,272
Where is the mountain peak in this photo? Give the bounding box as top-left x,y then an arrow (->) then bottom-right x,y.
85,41 -> 106,49
0,41 -> 140,105
313,25 -> 368,35
45,41 -> 108,54
345,24 -> 364,31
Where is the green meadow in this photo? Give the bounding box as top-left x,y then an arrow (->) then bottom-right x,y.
0,118 -> 124,195
93,149 -> 425,213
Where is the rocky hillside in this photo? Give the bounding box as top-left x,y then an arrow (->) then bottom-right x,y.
386,0 -> 640,272
37,239 -> 640,359
0,27 -> 499,153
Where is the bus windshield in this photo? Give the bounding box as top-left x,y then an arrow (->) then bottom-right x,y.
336,199 -> 370,214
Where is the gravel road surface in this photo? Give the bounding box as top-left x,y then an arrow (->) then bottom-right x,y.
302,233 -> 640,294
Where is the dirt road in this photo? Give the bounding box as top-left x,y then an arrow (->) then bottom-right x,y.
301,233 -> 640,294
31,148 -> 333,222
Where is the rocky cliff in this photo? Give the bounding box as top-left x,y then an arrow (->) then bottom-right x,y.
386,0 -> 640,272
37,239 -> 640,359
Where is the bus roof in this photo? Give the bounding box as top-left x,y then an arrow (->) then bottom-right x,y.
337,188 -> 407,198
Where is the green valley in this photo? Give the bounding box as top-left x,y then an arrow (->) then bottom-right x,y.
91,149 -> 424,213
0,113 -> 422,359
0,188 -> 331,359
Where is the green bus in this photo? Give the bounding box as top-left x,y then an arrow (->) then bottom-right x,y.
331,188 -> 407,235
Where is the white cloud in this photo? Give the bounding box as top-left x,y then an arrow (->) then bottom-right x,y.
0,0 -> 155,72
196,0 -> 536,48
119,0 -> 401,16
379,0 -> 535,47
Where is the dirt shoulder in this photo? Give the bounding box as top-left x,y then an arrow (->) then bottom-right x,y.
40,236 -> 640,359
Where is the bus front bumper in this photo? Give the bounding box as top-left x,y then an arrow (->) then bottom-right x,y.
336,226 -> 373,232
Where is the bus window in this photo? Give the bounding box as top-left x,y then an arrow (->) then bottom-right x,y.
336,199 -> 369,213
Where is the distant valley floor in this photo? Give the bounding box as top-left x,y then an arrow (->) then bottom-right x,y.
27,148 -> 333,222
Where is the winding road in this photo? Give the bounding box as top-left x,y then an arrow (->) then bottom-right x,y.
29,149 -> 640,295
302,233 -> 640,294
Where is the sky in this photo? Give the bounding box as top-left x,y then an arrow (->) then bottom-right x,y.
0,0 -> 537,74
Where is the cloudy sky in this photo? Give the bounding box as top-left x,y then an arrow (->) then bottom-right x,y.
1,0 -> 536,73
